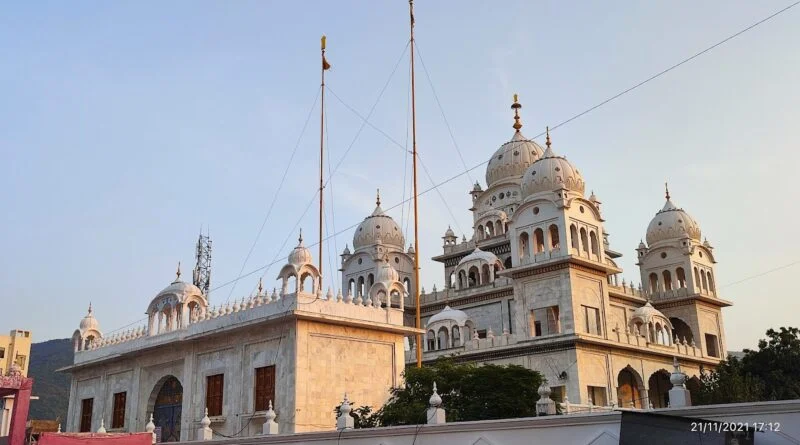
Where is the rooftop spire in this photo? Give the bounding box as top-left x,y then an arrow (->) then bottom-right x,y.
176,262 -> 181,280
88,302 -> 93,315
665,181 -> 671,200
511,93 -> 523,131
376,188 -> 381,207
545,126 -> 552,149
258,277 -> 263,295
298,228 -> 304,245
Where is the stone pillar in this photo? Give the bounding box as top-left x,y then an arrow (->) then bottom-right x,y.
668,357 -> 692,408
196,408 -> 212,440
427,382 -> 446,425
145,413 -> 156,444
8,378 -> 32,445
536,381 -> 556,416
336,394 -> 354,430
262,401 -> 279,435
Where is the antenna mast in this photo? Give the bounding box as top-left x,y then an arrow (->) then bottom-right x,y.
409,0 -> 422,368
193,230 -> 212,300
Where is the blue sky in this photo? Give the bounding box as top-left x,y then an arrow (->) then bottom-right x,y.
1,1 -> 798,351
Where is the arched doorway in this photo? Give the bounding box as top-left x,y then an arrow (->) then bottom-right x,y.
152,376 -> 183,442
648,370 -> 671,408
617,367 -> 642,408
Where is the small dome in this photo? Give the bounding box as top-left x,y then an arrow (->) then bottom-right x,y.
472,181 -> 483,192
342,244 -> 351,255
353,192 -> 405,250
376,261 -> 399,283
427,305 -> 469,327
486,131 -> 545,187
521,142 -> 585,198
443,226 -> 456,238
457,247 -> 499,268
156,280 -> 203,299
645,195 -> 701,246
631,302 -> 671,326
79,304 -> 100,332
288,232 -> 313,265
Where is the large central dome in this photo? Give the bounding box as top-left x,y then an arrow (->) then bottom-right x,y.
485,131 -> 545,187
353,192 -> 405,250
521,136 -> 585,198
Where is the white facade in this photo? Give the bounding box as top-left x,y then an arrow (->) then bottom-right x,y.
410,96 -> 731,411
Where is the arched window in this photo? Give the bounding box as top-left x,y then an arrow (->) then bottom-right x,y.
549,224 -> 560,250
676,268 -> 686,288
580,228 -> 589,252
481,264 -> 491,284
486,221 -> 495,237
84,335 -> 95,350
437,327 -> 450,350
670,317 -> 694,345
404,277 -> 412,293
468,266 -> 480,287
452,326 -> 461,347
448,273 -> 455,289
663,270 -> 673,291
504,257 -> 512,268
357,276 -> 365,296
570,225 -> 579,250
649,272 -> 659,294
348,279 -> 355,297
368,273 -> 375,289
617,368 -> 642,408
693,267 -> 701,289
534,228 -> 545,253
706,271 -> 715,292
519,232 -> 530,261
701,271 -> 708,291
477,225 -> 484,240
496,220 -> 503,234
426,330 -> 436,351
301,273 -> 314,293
458,270 -> 467,289
590,231 -> 599,256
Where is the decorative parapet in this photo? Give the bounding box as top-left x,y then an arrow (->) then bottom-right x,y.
414,277 -> 514,306
74,289 -> 405,364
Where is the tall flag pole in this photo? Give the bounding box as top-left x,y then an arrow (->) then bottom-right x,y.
409,0 -> 422,368
319,35 -> 331,279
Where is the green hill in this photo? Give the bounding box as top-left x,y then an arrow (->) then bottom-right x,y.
28,338 -> 73,422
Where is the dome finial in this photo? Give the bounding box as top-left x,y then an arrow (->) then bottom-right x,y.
176,262 -> 182,280
298,228 -> 304,245
511,93 -> 522,131
665,181 -> 671,200
376,188 -> 381,207
545,126 -> 552,149
258,277 -> 263,295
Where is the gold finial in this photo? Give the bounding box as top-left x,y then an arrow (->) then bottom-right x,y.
321,35 -> 327,50
176,262 -> 181,280
545,126 -> 551,149
376,189 -> 381,206
258,277 -> 263,295
298,228 -> 304,244
88,302 -> 93,314
511,93 -> 522,131
665,182 -> 671,200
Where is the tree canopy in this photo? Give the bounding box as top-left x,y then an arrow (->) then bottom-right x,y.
695,326 -> 800,405
337,359 -> 546,427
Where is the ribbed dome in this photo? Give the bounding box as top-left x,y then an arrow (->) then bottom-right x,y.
353,194 -> 405,250
485,131 -> 545,187
156,280 -> 203,298
427,305 -> 469,327
645,197 -> 701,245
443,226 -> 456,238
521,144 -> 586,198
457,247 -> 499,268
376,261 -> 400,283
288,232 -> 314,265
630,302 -> 672,327
79,304 -> 100,332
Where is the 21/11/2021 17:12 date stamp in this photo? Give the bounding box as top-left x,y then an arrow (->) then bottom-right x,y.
691,422 -> 781,433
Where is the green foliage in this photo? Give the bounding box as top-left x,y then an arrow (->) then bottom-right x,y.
27,339 -> 74,422
336,359 -> 545,428
696,327 -> 800,405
